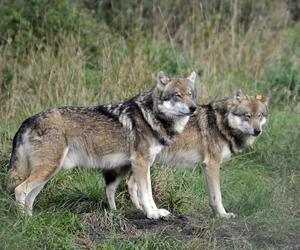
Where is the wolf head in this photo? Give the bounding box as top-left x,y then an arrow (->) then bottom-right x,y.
227,90 -> 269,137
154,71 -> 197,119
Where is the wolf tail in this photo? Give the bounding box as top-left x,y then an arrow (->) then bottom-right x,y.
7,126 -> 30,193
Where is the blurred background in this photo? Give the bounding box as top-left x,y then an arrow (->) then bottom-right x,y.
0,1 -> 299,249
0,0 -> 299,117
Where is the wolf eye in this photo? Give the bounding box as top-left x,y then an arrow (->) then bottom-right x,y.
232,111 -> 242,117
175,92 -> 182,98
258,113 -> 264,119
244,113 -> 251,118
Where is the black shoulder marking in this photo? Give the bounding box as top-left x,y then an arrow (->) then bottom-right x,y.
206,104 -> 218,129
93,105 -> 119,121
125,104 -> 138,130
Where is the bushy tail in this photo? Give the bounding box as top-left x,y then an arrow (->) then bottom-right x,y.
7,132 -> 29,193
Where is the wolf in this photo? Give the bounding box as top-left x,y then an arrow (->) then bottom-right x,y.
7,71 -> 197,219
103,90 -> 269,218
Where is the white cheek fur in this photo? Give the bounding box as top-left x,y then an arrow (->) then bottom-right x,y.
260,117 -> 267,129
228,114 -> 253,134
228,113 -> 241,129
158,100 -> 189,117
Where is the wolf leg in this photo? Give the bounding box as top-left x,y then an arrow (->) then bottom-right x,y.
24,182 -> 46,216
131,161 -> 156,218
15,167 -> 57,216
103,165 -> 131,210
15,144 -> 68,215
127,175 -> 143,210
146,167 -> 170,217
204,162 -> 236,218
131,152 -> 167,219
105,176 -> 122,210
128,171 -> 170,217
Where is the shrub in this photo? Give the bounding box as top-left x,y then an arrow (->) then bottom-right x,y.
0,0 -> 107,53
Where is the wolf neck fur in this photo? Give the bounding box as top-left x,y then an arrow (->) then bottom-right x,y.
136,91 -> 183,145
207,103 -> 255,153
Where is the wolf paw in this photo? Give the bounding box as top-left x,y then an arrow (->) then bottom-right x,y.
146,209 -> 171,219
218,212 -> 237,219
146,210 -> 161,219
156,208 -> 171,217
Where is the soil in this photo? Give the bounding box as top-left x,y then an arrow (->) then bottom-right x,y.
79,212 -> 300,249
81,211 -> 207,242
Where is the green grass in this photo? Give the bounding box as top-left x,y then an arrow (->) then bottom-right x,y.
1,110 -> 298,249
0,1 -> 300,249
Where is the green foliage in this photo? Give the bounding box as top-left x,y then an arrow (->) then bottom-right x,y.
0,0 -> 299,249
222,164 -> 274,216
0,187 -> 83,249
116,235 -> 185,250
1,67 -> 14,93
41,169 -> 106,213
260,60 -> 300,104
0,0 -> 108,53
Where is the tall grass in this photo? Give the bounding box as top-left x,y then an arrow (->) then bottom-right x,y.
0,0 -> 299,249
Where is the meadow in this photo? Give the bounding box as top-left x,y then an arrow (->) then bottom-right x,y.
0,0 -> 299,249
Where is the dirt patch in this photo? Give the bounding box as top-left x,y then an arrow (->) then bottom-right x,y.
80,212 -> 300,249
126,212 -> 208,241
81,211 -> 208,243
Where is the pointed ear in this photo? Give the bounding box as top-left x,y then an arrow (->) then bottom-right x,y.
187,71 -> 196,88
234,89 -> 244,102
157,71 -> 169,88
256,95 -> 269,106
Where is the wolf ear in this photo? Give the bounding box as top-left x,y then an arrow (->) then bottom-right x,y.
256,95 -> 269,106
157,71 -> 169,89
187,71 -> 196,88
234,89 -> 244,102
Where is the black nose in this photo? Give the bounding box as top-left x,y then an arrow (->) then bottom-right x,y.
189,105 -> 197,113
253,128 -> 261,136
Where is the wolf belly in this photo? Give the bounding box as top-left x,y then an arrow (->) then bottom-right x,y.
62,145 -> 130,170
157,149 -> 203,167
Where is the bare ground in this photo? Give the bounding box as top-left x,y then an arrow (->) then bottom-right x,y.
78,211 -> 300,249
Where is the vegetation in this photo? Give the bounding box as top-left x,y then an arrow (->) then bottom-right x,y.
0,0 -> 299,249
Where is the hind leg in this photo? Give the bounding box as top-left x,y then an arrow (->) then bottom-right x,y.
25,182 -> 46,216
15,146 -> 69,215
15,176 -> 47,216
15,164 -> 60,215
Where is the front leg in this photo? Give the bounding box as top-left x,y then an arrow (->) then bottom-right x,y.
127,171 -> 170,218
204,162 -> 236,219
127,174 -> 143,210
131,151 -> 170,219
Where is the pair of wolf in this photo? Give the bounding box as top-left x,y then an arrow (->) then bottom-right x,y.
7,71 -> 269,220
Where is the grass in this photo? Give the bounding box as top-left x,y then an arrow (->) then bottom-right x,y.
0,109 -> 298,249
0,1 -> 300,249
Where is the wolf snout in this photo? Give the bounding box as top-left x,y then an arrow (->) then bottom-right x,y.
253,128 -> 261,136
189,105 -> 197,114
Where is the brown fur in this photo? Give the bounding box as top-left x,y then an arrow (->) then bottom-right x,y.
8,71 -> 197,218
104,91 -> 269,218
